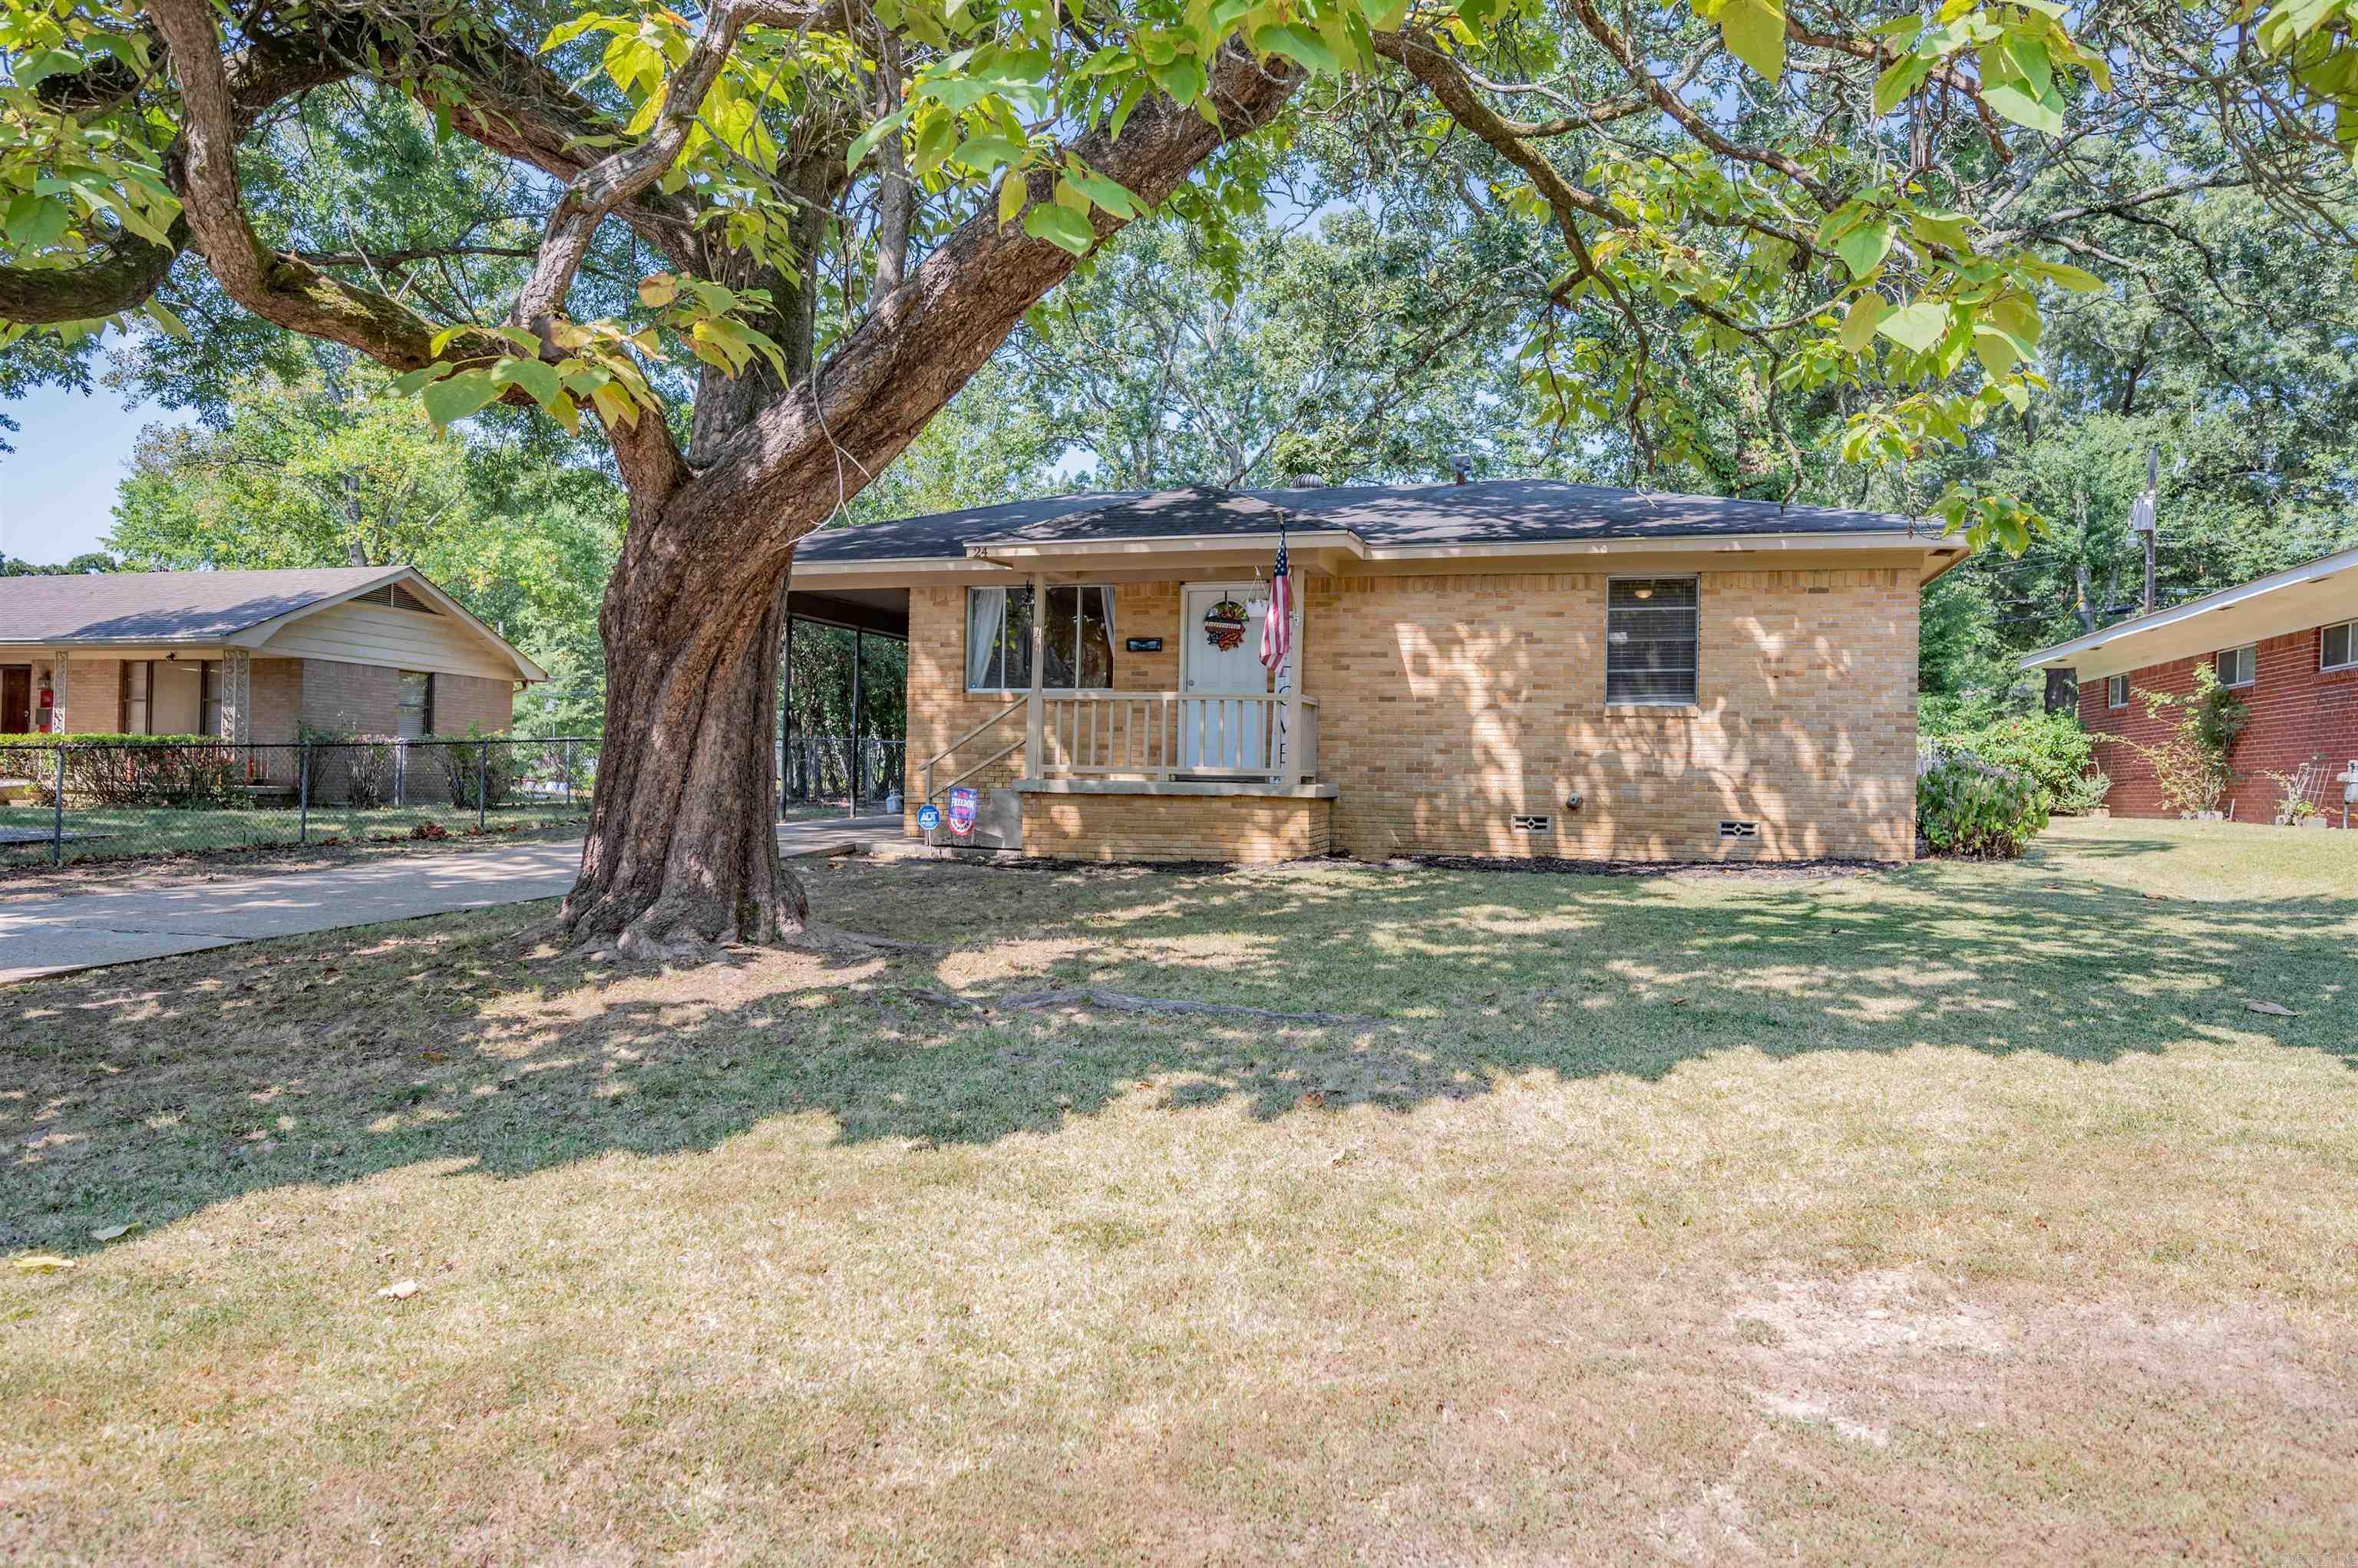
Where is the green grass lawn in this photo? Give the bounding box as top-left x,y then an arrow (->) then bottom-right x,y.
3,817 -> 2353,1561
0,800 -> 591,865
0,797 -> 857,873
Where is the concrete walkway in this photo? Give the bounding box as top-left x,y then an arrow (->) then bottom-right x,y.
0,817 -> 903,985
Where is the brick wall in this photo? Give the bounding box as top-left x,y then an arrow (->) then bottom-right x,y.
1022,791 -> 1332,863
428,672 -> 516,734
252,658 -> 304,744
68,657 -> 122,731
2078,622 -> 2358,824
299,659 -> 400,733
901,567 -> 1920,863
1306,568 -> 1919,862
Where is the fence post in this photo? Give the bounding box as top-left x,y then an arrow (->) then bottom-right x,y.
51,744 -> 65,866
477,741 -> 489,833
563,738 -> 573,812
298,737 -> 311,844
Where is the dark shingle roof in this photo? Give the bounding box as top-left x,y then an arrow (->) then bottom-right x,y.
0,567 -> 398,642
797,480 -> 1924,563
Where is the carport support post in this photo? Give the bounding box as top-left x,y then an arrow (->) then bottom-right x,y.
849,628 -> 863,819
779,614 -> 794,817
50,744 -> 64,865
1024,573 -> 1045,779
298,737 -> 311,844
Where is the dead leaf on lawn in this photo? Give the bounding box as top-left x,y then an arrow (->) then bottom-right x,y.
13,1254 -> 75,1273
2243,1000 -> 2299,1018
91,1223 -> 140,1243
378,1279 -> 421,1301
2142,891 -> 2171,900
420,1051 -> 451,1064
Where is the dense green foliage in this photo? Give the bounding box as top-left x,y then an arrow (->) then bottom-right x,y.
1920,701 -> 2109,815
1917,745 -> 2052,857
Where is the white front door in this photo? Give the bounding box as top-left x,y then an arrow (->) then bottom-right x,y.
1180,584 -> 1271,772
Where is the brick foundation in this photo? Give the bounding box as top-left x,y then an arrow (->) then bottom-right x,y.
1019,789 -> 1333,863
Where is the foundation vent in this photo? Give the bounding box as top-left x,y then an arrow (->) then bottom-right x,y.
1719,820 -> 1760,840
1512,814 -> 1551,833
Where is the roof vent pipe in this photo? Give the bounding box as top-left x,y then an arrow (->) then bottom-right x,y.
1448,454 -> 1475,484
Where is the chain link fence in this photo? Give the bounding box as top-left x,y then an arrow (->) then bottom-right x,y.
0,738 -> 598,869
781,735 -> 905,813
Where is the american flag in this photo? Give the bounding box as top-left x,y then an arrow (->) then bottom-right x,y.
1260,527 -> 1293,673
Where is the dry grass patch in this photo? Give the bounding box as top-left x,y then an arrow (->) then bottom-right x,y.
3,817 -> 2356,1561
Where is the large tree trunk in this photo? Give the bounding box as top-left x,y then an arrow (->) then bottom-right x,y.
560,517 -> 804,956
556,41 -> 1301,953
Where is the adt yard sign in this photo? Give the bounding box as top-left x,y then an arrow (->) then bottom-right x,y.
947,786 -> 978,836
916,802 -> 941,832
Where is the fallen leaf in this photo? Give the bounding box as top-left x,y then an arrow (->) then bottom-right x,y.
2243,1000 -> 2299,1018
2142,891 -> 2171,900
378,1279 -> 421,1301
420,1050 -> 450,1064
12,1254 -> 74,1273
91,1223 -> 140,1243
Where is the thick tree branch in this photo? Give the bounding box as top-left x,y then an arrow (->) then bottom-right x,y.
674,40 -> 1302,535
147,0 -> 450,365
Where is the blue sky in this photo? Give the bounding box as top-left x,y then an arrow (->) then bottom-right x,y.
2,381 -> 184,566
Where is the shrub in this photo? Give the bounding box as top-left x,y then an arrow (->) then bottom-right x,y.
298,728 -> 399,807
1919,704 -> 2109,815
430,730 -> 523,810
1917,743 -> 2051,857
0,734 -> 241,807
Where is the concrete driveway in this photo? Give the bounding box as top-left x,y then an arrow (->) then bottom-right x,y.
0,816 -> 903,985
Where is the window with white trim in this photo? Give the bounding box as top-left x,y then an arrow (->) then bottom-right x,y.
966,586 -> 1115,691
2106,674 -> 2128,708
2216,644 -> 2256,688
2323,621 -> 2355,673
1605,577 -> 1699,705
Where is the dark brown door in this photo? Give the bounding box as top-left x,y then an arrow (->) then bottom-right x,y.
1,667 -> 29,734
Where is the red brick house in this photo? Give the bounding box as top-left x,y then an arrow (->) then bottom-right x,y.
0,566 -> 543,740
2019,546 -> 2358,825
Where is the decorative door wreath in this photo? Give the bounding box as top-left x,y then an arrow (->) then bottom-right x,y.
1201,597 -> 1250,651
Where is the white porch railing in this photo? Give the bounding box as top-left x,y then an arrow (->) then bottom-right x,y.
1039,691 -> 1319,782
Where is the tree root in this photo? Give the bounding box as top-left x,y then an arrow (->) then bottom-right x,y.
891,984 -> 1379,1028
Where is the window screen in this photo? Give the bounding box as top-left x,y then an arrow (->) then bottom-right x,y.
967,586 -> 1113,691
2323,622 -> 2354,672
198,661 -> 223,738
1606,578 -> 1699,705
2106,674 -> 2128,708
122,660 -> 152,734
397,670 -> 434,738
2216,645 -> 2255,688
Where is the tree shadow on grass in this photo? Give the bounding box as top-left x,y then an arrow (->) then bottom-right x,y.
4,852 -> 2351,1253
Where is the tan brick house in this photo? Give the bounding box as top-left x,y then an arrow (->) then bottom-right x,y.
0,566 -> 543,741
792,481 -> 1967,864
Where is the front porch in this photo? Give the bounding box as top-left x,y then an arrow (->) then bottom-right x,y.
910,566 -> 1328,863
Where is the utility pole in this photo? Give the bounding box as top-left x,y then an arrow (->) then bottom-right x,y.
2129,447 -> 2160,615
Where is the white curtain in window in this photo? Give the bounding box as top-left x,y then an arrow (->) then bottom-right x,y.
967,588 -> 1006,688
